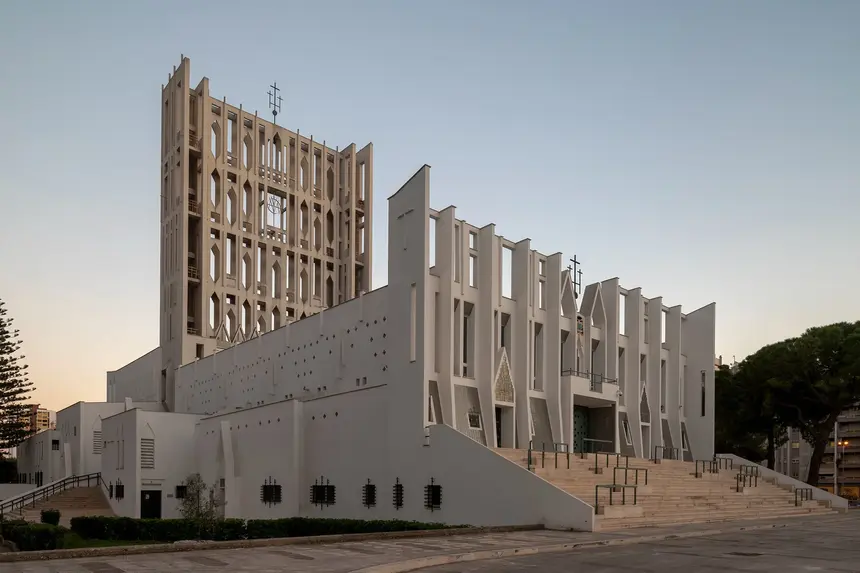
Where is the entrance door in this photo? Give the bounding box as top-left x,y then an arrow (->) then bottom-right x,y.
140,490 -> 162,519
573,406 -> 590,453
495,407 -> 502,447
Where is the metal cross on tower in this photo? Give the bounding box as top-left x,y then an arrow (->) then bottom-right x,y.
268,82 -> 282,125
567,255 -> 582,298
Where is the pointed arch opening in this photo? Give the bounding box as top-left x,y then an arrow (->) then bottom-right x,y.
257,316 -> 266,335
325,210 -> 334,243
210,245 -> 221,282
326,166 -> 334,201
243,134 -> 253,169
242,253 -> 252,289
300,157 -> 309,190
299,269 -> 309,302
242,300 -> 252,337
209,293 -> 221,332
227,188 -> 237,225
313,218 -> 322,250
271,261 -> 282,299
226,309 -> 236,341
325,276 -> 334,307
271,307 -> 281,330
210,170 -> 221,208
210,121 -> 221,158
300,202 -> 309,235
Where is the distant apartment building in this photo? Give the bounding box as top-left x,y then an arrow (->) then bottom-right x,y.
775,408 -> 860,498
22,406 -> 55,434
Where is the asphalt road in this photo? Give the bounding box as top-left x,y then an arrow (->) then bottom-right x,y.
423,514 -> 860,572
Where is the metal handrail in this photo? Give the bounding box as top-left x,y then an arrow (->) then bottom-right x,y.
736,472 -> 759,490
0,472 -> 102,518
794,487 -> 813,506
560,369 -> 619,386
714,456 -> 734,471
653,445 -> 680,462
613,466 -> 648,486
595,484 -> 638,509
695,459 -> 718,475
738,464 -> 761,477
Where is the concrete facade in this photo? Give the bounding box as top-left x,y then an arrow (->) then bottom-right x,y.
112,57 -> 374,411
11,61 -> 718,530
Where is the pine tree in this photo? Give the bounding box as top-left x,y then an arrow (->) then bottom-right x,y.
0,300 -> 35,452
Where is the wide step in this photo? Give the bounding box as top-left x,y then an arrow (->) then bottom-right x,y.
494,448 -> 836,530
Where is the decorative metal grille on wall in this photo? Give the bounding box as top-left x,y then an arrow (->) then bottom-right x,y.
310,476 -> 335,508
494,354 -> 514,403
362,479 -> 377,508
424,478 -> 442,511
261,477 -> 283,506
392,478 -> 404,510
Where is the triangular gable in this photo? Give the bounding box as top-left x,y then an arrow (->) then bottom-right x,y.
560,270 -> 577,317
493,348 -> 515,404
579,283 -> 607,327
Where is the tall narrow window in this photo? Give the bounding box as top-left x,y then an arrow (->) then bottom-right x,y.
429,216 -> 437,268
661,309 -> 668,343
681,365 -> 687,414
501,246 -> 513,298
622,420 -> 633,446
533,322 -> 544,390
660,359 -> 667,414
619,293 -> 627,335
410,284 -> 417,362
701,371 -> 706,417
469,255 -> 477,287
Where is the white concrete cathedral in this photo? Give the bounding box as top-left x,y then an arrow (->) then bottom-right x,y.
17,164 -> 716,531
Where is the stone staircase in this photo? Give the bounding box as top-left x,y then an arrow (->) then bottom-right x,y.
11,486 -> 113,527
495,449 -> 835,531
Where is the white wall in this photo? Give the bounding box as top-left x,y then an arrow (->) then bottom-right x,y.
15,429 -> 63,485
102,409 -> 201,519
139,410 -> 201,518
107,347 -> 162,403
195,400 -> 301,520
174,287 -> 391,417
101,409 -> 139,518
191,384 -> 593,529
0,484 -> 33,500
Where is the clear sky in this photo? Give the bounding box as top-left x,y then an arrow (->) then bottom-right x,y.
1,0 -> 858,411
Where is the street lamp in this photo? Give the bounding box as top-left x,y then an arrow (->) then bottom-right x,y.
833,420 -> 849,497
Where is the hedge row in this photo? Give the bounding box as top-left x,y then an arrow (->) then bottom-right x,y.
0,520 -> 67,551
69,516 -> 459,542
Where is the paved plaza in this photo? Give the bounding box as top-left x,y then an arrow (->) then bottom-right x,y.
0,513 -> 856,573
425,514 -> 860,573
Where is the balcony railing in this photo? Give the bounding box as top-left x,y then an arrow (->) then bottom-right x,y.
188,133 -> 199,148
561,370 -> 618,393
356,199 -> 365,211
188,266 -> 199,280
188,198 -> 200,214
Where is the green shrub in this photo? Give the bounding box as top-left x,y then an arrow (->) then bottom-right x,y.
6,523 -> 67,551
70,516 -> 457,543
40,509 -> 61,526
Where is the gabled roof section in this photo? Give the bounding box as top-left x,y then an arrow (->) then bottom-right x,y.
560,269 -> 577,317
579,283 -> 607,327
